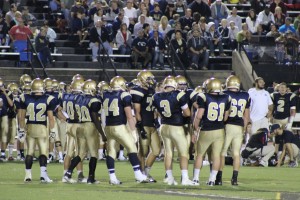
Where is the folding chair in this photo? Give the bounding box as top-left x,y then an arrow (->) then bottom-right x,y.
13,40 -> 32,67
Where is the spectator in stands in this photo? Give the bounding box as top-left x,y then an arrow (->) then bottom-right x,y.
35,27 -> 55,67
170,30 -> 188,69
274,6 -> 285,28
133,14 -> 146,37
9,18 -> 33,45
218,19 -> 229,47
187,22 -> 200,40
148,30 -> 165,69
210,0 -> 229,27
5,3 -> 17,20
189,0 -> 211,20
275,34 -> 286,64
166,21 -> 186,41
257,6 -> 275,32
227,7 -> 242,31
179,8 -> 194,31
136,2 -> 146,17
164,3 -> 177,20
270,0 -> 287,15
207,22 -> 226,57
270,124 -> 300,167
246,9 -> 258,34
159,16 -> 171,38
141,9 -> 154,29
150,2 -> 163,22
254,24 -> 267,35
123,0 -> 137,21
71,11 -> 88,45
294,14 -> 300,31
199,16 -> 208,37
250,0 -> 266,15
5,13 -> 16,30
93,7 -> 104,25
88,0 -> 102,23
266,23 -> 280,37
89,20 -> 113,62
149,22 -> 163,39
131,29 -> 151,68
0,13 -> 9,46
236,23 -> 251,47
143,23 -> 150,40
106,0 -> 119,21
157,0 -> 168,14
228,21 -> 239,49
43,21 -> 57,53
187,29 -> 209,70
22,7 -> 36,27
50,0 -> 62,13
112,12 -> 125,37
175,0 -> 186,17
70,0 -> 86,19
142,0 -> 153,12
279,17 -> 296,34
116,23 -> 132,60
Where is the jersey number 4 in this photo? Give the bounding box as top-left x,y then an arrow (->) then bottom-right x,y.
103,99 -> 120,116
27,103 -> 46,121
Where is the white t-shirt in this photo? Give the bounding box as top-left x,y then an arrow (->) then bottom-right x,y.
248,88 -> 273,122
123,7 -> 137,19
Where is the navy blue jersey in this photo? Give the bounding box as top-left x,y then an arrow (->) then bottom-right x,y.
45,91 -> 60,111
224,90 -> 251,127
0,92 -> 9,117
271,92 -> 296,120
102,90 -> 132,126
75,94 -> 101,123
182,89 -> 194,124
152,90 -> 188,126
130,86 -> 155,127
7,93 -> 18,119
197,93 -> 231,131
20,94 -> 56,126
61,93 -> 81,123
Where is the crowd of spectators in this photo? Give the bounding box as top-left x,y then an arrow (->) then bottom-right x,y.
0,0 -> 300,68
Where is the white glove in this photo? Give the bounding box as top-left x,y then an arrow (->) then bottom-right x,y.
18,128 -> 26,143
286,123 -> 292,130
131,129 -> 138,143
49,129 -> 56,140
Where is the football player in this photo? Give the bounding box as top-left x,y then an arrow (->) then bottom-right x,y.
216,75 -> 251,186
152,76 -> 195,186
59,77 -> 87,183
130,70 -> 160,182
270,82 -> 296,130
103,76 -> 148,184
64,79 -> 107,184
18,78 -> 57,183
192,78 -> 231,186
0,78 -> 14,161
44,78 -> 64,163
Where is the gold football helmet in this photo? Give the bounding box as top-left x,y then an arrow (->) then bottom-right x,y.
31,78 -> 44,93
52,79 -> 59,91
226,75 -> 241,90
83,79 -> 97,95
20,74 -> 32,86
131,78 -> 140,86
137,70 -> 155,88
72,74 -> 84,82
58,82 -> 66,92
22,83 -> 31,94
194,85 -> 203,94
110,76 -> 127,91
71,78 -> 84,92
43,78 -> 53,90
206,78 -> 222,93
97,81 -> 110,93
8,82 -> 19,94
163,75 -> 177,89
175,75 -> 188,90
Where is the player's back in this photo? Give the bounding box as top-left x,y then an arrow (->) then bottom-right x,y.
62,93 -> 81,123
76,94 -> 101,123
153,90 -> 186,126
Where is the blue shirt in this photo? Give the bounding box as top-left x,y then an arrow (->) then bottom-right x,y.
278,24 -> 296,34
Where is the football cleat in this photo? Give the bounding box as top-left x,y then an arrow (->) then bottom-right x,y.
166,177 -> 178,186
288,161 -> 297,168
207,181 -> 215,186
87,178 -> 100,184
58,159 -> 64,164
24,172 -> 32,182
231,179 -> 238,186
181,178 -> 199,186
109,178 -> 122,185
62,177 -> 67,183
118,155 -> 128,161
40,176 -> 53,183
8,156 -> 14,161
214,180 -> 222,186
63,172 -> 77,184
77,172 -> 87,183
0,155 -> 7,161
136,175 -> 149,183
147,175 -> 157,183
193,180 -> 200,185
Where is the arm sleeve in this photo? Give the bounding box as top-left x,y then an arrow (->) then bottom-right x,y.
196,93 -> 206,109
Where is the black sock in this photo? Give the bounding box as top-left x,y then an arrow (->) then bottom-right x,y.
20,149 -> 25,157
68,156 -> 81,173
88,157 -> 97,179
217,171 -> 222,181
232,170 -> 238,180
25,155 -> 33,169
128,153 -> 140,167
106,156 -> 115,170
39,155 -> 47,167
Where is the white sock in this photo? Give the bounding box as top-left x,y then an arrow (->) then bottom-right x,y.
109,172 -> 117,180
63,170 -> 67,175
98,149 -> 103,157
119,150 -> 124,158
166,170 -> 173,178
181,170 -> 188,180
58,152 -> 63,160
1,152 -> 5,156
145,166 -> 151,176
209,170 -> 218,182
26,169 -> 32,174
40,166 -> 47,177
193,169 -> 200,181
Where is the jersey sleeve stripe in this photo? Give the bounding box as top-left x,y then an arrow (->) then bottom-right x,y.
130,90 -> 144,97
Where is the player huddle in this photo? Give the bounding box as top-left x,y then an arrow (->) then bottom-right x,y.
0,71 -> 298,186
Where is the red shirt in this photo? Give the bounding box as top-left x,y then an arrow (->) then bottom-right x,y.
122,32 -> 127,43
9,25 -> 33,41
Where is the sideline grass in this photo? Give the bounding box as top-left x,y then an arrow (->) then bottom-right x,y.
0,160 -> 299,200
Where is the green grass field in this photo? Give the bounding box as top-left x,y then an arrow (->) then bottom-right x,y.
0,160 -> 299,200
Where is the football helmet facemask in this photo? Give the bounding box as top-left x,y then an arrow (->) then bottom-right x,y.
137,70 -> 156,88
163,76 -> 177,89
175,75 -> 188,91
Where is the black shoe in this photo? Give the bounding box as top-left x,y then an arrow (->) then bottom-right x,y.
215,180 -> 222,186
231,179 -> 238,186
87,178 -> 100,184
207,181 -> 215,186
